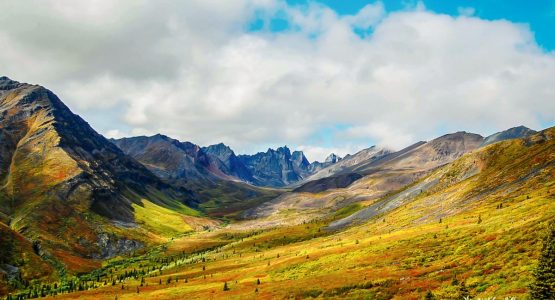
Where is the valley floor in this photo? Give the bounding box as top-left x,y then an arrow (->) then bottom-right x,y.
18,184 -> 553,300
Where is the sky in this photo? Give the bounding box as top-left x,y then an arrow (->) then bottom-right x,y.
1,0 -> 554,162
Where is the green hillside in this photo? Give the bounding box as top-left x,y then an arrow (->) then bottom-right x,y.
3,127 -> 551,299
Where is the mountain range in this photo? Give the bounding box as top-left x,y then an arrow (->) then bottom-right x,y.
113,136 -> 335,188
0,76 -> 551,299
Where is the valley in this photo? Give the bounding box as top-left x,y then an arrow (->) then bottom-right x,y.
0,77 -> 553,299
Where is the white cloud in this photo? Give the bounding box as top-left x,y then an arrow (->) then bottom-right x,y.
105,129 -> 126,139
344,2 -> 386,29
0,1 -> 554,162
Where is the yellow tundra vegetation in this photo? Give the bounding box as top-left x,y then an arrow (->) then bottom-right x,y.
132,200 -> 194,238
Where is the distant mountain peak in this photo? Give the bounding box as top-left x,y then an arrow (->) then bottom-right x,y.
203,142 -> 234,158
209,142 -> 230,148
270,146 -> 291,157
325,153 -> 341,164
482,126 -> 537,146
0,76 -> 25,90
435,131 -> 483,140
213,142 -> 228,147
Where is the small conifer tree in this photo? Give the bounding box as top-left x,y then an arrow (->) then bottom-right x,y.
530,222 -> 555,299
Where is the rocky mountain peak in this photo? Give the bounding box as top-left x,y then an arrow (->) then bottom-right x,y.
325,153 -> 341,164
291,150 -> 310,170
482,126 -> 537,146
204,143 -> 233,156
275,145 -> 291,156
0,76 -> 23,90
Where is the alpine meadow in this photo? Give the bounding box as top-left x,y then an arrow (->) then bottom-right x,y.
0,1 -> 554,300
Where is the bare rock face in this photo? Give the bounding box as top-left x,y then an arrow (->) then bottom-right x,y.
0,264 -> 19,282
93,233 -> 143,259
203,143 -> 254,182
325,153 -> 341,164
237,146 -> 313,187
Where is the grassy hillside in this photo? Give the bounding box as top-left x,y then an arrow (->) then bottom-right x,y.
0,78 -> 218,297
0,222 -> 56,296
5,127 -> 552,299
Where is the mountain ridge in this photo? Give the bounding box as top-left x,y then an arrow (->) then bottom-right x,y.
0,77 -> 201,276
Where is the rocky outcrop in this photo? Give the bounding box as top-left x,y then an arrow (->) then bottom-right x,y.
93,233 -> 143,259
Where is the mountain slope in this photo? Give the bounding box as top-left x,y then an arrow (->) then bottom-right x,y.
0,77 -> 200,274
352,131 -> 484,174
42,127 -> 555,300
0,222 -> 56,295
113,135 -> 282,218
301,146 -> 392,184
202,143 -> 254,182
291,132 -> 482,195
297,128 -> 532,195
481,125 -> 536,147
330,126 -> 554,229
113,134 -> 219,181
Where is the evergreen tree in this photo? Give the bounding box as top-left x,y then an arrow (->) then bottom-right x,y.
530,222 -> 555,299
257,278 -> 260,285
424,290 -> 435,300
223,282 -> 229,291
